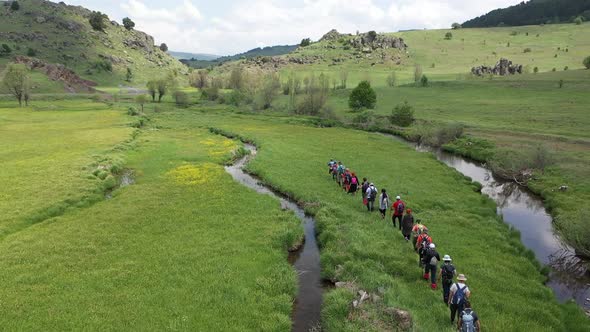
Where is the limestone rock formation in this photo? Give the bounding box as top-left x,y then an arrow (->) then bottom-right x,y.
471,58 -> 523,76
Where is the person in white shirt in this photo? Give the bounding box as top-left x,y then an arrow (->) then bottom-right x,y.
448,274 -> 471,324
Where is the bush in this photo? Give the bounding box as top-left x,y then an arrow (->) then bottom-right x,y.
135,94 -> 148,112
91,60 -> 112,72
352,110 -> 376,129
523,48 -> 532,53
226,90 -> 247,106
534,66 -> 539,73
89,11 -> 107,31
122,17 -> 135,30
201,87 -> 219,101
583,56 -> 590,69
386,71 -> 396,87
10,1 -> 19,11
451,23 -> 461,29
348,81 -> 376,111
558,79 -> 564,88
300,38 -> 311,47
552,68 -> 556,72
26,47 -> 36,56
574,16 -> 583,25
389,102 -> 415,127
564,66 -> 569,71
174,91 -> 189,107
420,74 -> 429,87
444,32 -> 453,40
0,44 -> 12,56
127,107 -> 140,116
159,43 -> 168,52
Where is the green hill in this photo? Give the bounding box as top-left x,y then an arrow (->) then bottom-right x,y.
182,44 -> 298,69
0,0 -> 186,91
168,51 -> 220,61
463,0 -> 590,27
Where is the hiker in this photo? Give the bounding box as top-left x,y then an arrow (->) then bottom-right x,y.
361,178 -> 369,206
349,173 -> 359,195
331,163 -> 338,181
366,183 -> 378,212
401,208 -> 414,241
378,189 -> 390,219
415,229 -> 432,267
411,221 -> 428,248
391,196 -> 405,230
327,159 -> 336,174
337,162 -> 345,187
448,274 -> 471,324
422,243 -> 441,289
439,255 -> 457,304
344,169 -> 352,191
457,301 -> 480,332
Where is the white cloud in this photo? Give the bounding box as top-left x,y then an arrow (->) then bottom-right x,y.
117,0 -> 522,55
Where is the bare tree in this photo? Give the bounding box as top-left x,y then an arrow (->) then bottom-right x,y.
2,64 -> 30,107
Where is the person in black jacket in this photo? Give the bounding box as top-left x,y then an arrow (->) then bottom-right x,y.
422,243 -> 441,290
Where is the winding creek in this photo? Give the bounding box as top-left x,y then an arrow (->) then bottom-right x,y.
385,134 -> 590,311
224,144 -> 323,332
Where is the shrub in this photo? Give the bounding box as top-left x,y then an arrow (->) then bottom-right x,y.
534,66 -> 539,73
414,64 -> 423,83
451,23 -> 461,29
574,16 -> 583,25
10,1 -> 19,11
89,11 -> 108,31
0,44 -> 12,55
389,102 -> 415,127
125,68 -> 133,82
523,48 -> 532,53
348,81 -> 376,111
201,87 -> 219,101
352,110 -> 376,129
122,17 -> 135,30
509,31 -> 518,36
300,38 -> 311,47
174,91 -> 189,107
26,47 -> 36,56
552,68 -> 556,72
444,32 -> 453,40
159,43 -> 168,52
92,60 -> 112,72
135,94 -> 148,112
564,66 -> 569,71
420,74 -> 429,87
583,56 -> 590,69
226,90 -> 246,106
386,71 -> 396,87
256,73 -> 281,110
127,107 -> 140,116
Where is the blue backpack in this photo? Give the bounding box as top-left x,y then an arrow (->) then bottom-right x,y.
452,284 -> 467,305
461,309 -> 475,332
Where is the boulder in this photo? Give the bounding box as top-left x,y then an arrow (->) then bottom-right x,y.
320,29 -> 350,42
384,307 -> 413,331
350,32 -> 407,51
35,16 -> 46,24
471,58 -> 523,76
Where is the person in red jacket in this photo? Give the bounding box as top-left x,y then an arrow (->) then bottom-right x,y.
391,195 -> 406,231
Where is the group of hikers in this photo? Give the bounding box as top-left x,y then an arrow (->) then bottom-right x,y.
328,160 -> 481,332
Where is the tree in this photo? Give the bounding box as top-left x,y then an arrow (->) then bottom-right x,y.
228,66 -> 245,90
189,70 -> 208,89
420,74 -> 429,87
135,94 -> 148,112
256,73 -> 281,109
348,81 -> 376,111
174,91 -> 189,107
300,38 -> 311,47
451,23 -> 461,29
10,1 -> 19,11
26,47 -> 37,57
339,70 -> 348,89
157,79 -> 168,102
2,64 -> 30,107
159,43 -> 168,52
534,66 -> 539,73
296,73 -> 329,115
89,11 -> 108,32
125,68 -> 133,82
444,32 -> 453,40
574,16 -> 583,25
584,56 -> 590,69
389,102 -> 415,127
386,71 -> 397,87
0,44 -> 12,56
122,17 -> 135,30
414,64 -> 423,83
146,81 -> 157,101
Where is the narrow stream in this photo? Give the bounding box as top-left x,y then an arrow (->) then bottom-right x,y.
224,144 -> 323,332
385,134 -> 590,311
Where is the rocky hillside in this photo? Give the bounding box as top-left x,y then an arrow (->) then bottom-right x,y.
0,0 -> 186,90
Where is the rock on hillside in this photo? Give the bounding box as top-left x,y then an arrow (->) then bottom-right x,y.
471,58 -> 523,76
320,29 -> 407,51
0,0 -> 186,87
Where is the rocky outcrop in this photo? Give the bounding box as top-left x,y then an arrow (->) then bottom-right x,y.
320,29 -> 351,42
471,58 -> 523,76
13,56 -> 97,93
350,32 -> 407,51
123,30 -> 155,53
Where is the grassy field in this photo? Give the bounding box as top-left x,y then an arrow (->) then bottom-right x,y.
157,106 -> 589,331
0,99 -> 302,330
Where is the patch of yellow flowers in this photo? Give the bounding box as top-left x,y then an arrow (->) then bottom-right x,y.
199,138 -> 237,158
167,162 -> 223,186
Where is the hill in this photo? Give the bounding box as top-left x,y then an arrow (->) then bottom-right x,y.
167,51 -> 220,61
182,44 -> 298,69
0,0 -> 186,90
463,0 -> 590,27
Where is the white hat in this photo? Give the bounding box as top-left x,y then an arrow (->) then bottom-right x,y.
396,196 -> 401,200
429,243 -> 435,249
370,183 -> 374,186
443,255 -> 452,261
457,274 -> 467,281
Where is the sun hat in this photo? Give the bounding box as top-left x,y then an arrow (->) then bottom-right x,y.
457,274 -> 467,281
443,255 -> 452,261
396,195 -> 401,200
429,243 -> 435,249
406,208 -> 412,213
370,183 -> 374,186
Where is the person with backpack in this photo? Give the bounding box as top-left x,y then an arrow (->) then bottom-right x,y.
415,230 -> 432,267
457,301 -> 480,332
361,178 -> 369,206
327,159 -> 336,174
366,183 -> 378,212
391,196 -> 405,230
401,209 -> 414,241
349,173 -> 359,195
378,189 -> 390,219
337,162 -> 345,187
438,255 -> 457,304
344,169 -> 352,192
422,243 -> 441,289
448,274 -> 471,324
411,221 -> 428,248
331,163 -> 338,181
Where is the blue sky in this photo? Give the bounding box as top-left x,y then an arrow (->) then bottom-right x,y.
65,0 -> 523,55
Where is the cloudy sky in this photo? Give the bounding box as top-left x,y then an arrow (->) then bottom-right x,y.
65,0 -> 523,55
